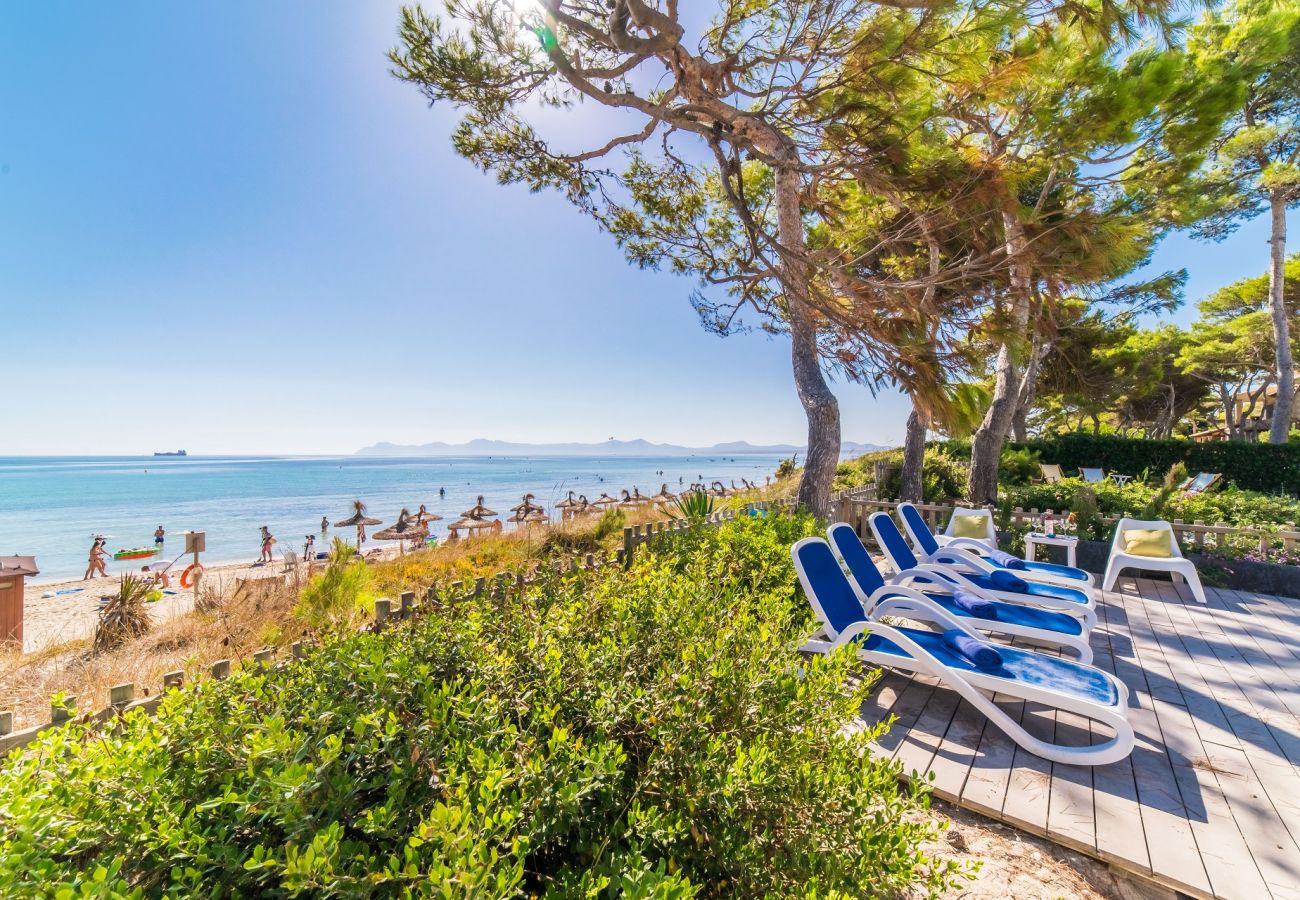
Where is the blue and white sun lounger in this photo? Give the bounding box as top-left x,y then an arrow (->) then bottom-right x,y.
793,537 -> 1133,766
897,501 -> 1096,588
869,511 -> 1097,629
826,522 -> 1093,662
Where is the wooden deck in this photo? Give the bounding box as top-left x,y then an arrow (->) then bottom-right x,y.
856,577 -> 1300,900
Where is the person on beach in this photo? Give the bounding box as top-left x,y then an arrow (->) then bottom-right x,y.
439,486 -> 445,498
259,526 -> 275,563
154,525 -> 165,549
143,563 -> 171,589
83,537 -> 108,580
320,516 -> 329,537
304,534 -> 315,560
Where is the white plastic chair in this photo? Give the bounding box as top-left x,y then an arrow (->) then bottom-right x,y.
1101,518 -> 1206,603
281,550 -> 300,573
793,537 -> 1133,766
938,506 -> 998,550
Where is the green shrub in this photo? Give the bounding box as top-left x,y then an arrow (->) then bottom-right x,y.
669,488 -> 714,523
998,447 -> 1041,486
1018,432 -> 1300,494
0,516 -> 964,897
295,538 -> 374,631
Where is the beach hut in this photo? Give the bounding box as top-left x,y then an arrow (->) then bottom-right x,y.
335,500 -> 382,545
0,556 -> 38,649
371,509 -> 423,555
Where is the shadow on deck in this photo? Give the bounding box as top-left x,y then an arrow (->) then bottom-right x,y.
857,577 -> 1300,900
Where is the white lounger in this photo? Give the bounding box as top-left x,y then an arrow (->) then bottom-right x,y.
869,511 -> 1097,629
826,522 -> 1092,662
793,537 -> 1133,766
936,505 -> 999,550
1102,518 -> 1207,603
897,502 -> 1096,588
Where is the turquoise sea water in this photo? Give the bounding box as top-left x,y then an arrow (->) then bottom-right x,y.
0,455 -> 784,581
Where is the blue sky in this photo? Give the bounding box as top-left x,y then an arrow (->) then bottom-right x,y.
1,4 -> 1294,456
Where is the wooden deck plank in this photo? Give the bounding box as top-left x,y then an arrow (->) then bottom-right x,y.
851,574 -> 1300,900
1088,598 -> 1151,873
1109,581 -> 1215,897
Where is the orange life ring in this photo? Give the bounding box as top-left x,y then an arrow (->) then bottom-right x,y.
180,563 -> 204,589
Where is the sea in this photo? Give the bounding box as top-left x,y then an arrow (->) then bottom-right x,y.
0,454 -> 787,582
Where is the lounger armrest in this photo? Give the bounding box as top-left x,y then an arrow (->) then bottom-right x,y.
947,537 -> 995,554
925,547 -> 996,575
871,593 -> 983,640
826,620 -> 873,650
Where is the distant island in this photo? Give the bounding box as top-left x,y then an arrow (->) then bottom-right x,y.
355,438 -> 889,458
153,450 -> 187,457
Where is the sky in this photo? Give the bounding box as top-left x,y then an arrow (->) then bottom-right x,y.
1,3 -> 1295,456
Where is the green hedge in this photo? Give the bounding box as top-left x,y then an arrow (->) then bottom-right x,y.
1017,433 -> 1300,494
0,516 -> 963,897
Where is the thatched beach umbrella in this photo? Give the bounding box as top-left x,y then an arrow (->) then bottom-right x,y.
462,495 -> 497,518
555,491 -> 582,520
709,481 -> 729,497
509,493 -> 545,524
650,484 -> 676,506
413,504 -> 443,525
372,509 -> 423,554
521,508 -> 549,528
447,516 -> 501,540
335,500 -> 382,544
591,492 -> 619,509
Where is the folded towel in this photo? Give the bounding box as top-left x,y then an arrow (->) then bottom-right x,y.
950,589 -> 999,619
988,569 -> 1030,592
942,629 -> 1003,670
987,549 -> 1026,570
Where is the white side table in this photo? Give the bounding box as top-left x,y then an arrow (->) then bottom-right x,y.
1025,533 -> 1079,567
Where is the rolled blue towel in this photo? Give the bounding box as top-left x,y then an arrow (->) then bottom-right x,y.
987,548 -> 1026,570
950,589 -> 999,620
988,569 -> 1030,592
942,629 -> 1003,670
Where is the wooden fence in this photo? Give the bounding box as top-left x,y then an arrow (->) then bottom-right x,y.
0,501 -> 783,758
833,495 -> 1300,555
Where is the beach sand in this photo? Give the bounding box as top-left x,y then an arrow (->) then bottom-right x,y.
18,550 -> 398,654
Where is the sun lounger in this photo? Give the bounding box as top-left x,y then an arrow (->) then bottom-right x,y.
1178,472 -> 1222,495
1039,463 -> 1064,483
897,502 -> 1095,588
793,537 -> 1133,765
826,522 -> 1092,661
869,511 -> 1097,628
1080,467 -> 1107,483
1101,517 -> 1207,603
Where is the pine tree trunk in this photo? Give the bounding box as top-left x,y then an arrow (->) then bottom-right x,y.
776,167 -> 840,518
967,212 -> 1031,503
900,403 -> 928,502
1267,190 -> 1294,444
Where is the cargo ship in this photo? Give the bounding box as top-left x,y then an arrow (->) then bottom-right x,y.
153,450 -> 188,456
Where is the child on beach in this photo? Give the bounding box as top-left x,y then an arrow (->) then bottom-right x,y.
259,527 -> 276,564
83,538 -> 107,580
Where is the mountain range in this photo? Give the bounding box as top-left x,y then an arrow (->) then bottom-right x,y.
356,438 -> 889,458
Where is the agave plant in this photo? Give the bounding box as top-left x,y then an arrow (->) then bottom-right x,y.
670,488 -> 714,523
93,574 -> 153,654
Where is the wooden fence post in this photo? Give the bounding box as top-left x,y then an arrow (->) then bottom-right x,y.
51,697 -> 76,725
623,526 -> 635,568
373,598 -> 392,629
211,659 -> 231,679
109,683 -> 135,707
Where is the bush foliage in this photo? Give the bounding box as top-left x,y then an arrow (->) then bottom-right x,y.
0,515 -> 962,897
1018,432 -> 1300,494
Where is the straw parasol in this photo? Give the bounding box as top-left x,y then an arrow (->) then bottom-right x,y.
591,492 -> 619,509
650,484 -> 676,506
462,495 -> 497,518
509,493 -> 545,524
413,504 -> 443,525
372,509 -> 423,554
335,500 -> 382,544
521,507 -> 550,527
555,491 -> 582,520
708,481 -> 729,497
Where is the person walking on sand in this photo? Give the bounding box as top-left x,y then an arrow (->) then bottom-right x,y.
259,526 -> 276,564
154,525 -> 165,550
83,537 -> 108,580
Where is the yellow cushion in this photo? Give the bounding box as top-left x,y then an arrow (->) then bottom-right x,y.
1122,528 -> 1174,558
951,513 -> 989,539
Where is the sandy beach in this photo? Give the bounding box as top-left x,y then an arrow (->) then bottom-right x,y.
18,550 -> 399,654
